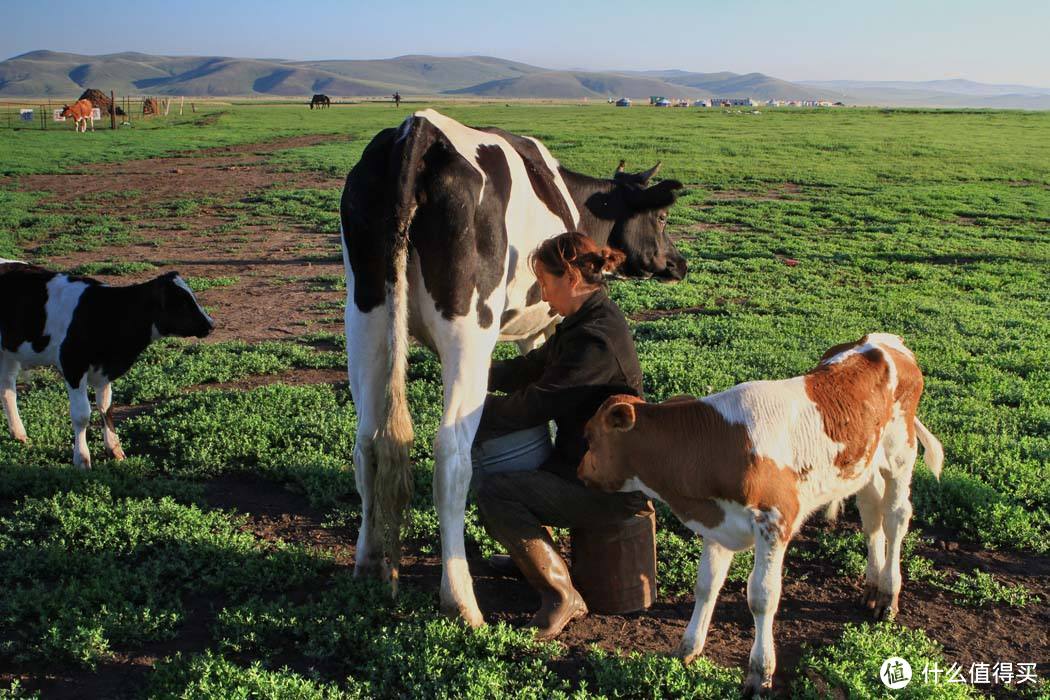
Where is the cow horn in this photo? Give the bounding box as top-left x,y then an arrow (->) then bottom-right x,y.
639,161 -> 662,183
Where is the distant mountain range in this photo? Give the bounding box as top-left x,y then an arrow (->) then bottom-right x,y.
1,51 -> 1047,107
802,79 -> 1050,108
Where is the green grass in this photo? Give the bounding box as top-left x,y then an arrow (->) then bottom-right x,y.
1,102 -> 1047,697
0,482 -> 325,666
184,275 -> 239,292
792,623 -> 979,699
69,260 -> 157,276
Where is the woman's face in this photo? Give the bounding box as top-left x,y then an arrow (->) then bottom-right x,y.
535,263 -> 586,317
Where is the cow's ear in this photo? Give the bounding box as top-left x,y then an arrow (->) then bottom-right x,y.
637,161 -> 661,185
605,402 -> 637,432
626,179 -> 683,211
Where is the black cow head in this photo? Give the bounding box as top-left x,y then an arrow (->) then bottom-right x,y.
150,272 -> 214,338
592,161 -> 687,280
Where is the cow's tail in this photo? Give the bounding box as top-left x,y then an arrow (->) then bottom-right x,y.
914,417 -> 943,480
372,114 -> 433,590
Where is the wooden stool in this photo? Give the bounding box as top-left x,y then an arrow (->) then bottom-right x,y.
570,506 -> 657,614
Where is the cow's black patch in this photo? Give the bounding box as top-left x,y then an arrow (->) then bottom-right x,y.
472,145 -> 512,328
340,127 -> 400,313
0,263 -> 58,353
500,309 -> 518,325
400,125 -> 508,328
481,128 -> 576,231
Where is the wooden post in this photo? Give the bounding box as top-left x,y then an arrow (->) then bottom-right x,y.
179,96 -> 184,116
110,91 -> 116,129
40,105 -> 45,130
191,102 -> 195,113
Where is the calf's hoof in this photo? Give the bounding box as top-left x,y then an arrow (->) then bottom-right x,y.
107,445 -> 126,461
871,591 -> 899,620
11,432 -> 28,444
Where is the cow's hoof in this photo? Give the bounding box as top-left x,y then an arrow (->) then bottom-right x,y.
107,446 -> 126,461
741,673 -> 773,698
675,641 -> 700,666
872,591 -> 898,621
12,432 -> 28,444
861,583 -> 880,610
353,556 -> 386,581
440,601 -> 485,629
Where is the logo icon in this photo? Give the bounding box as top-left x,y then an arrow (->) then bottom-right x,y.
881,657 -> 913,689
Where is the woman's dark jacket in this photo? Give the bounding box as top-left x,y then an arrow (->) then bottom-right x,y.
479,288 -> 644,481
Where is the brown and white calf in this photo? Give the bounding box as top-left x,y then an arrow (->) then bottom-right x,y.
0,261 -> 214,468
578,333 -> 943,696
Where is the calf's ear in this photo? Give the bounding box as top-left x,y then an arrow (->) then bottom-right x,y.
605,402 -> 637,432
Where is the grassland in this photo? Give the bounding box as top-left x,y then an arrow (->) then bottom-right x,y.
0,103 -> 1047,698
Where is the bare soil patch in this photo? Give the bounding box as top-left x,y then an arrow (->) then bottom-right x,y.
12,135 -> 351,343
205,478 -> 1050,697
704,183 -> 804,202
13,135 -> 347,210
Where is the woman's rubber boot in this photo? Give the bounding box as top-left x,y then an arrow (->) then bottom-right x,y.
510,537 -> 588,640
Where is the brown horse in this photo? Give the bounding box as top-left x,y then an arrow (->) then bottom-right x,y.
60,99 -> 95,132
310,94 -> 331,109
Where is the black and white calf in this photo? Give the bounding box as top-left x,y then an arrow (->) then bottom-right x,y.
341,109 -> 687,626
0,261 -> 214,467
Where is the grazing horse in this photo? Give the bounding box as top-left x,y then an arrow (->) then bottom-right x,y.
310,94 -> 331,109
60,99 -> 94,132
341,109 -> 687,626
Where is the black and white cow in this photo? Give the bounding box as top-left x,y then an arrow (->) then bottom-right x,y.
340,109 -> 687,626
0,261 -> 214,468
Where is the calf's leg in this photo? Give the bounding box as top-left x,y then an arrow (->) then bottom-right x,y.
93,380 -> 124,460
744,509 -> 787,696
873,418 -> 919,620
855,469 -> 886,610
677,538 -> 733,665
1,355 -> 27,443
67,380 -> 92,468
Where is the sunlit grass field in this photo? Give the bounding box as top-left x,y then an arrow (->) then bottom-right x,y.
1,103 -> 1047,698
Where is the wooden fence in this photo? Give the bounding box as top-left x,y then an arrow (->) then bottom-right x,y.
0,94 -> 193,130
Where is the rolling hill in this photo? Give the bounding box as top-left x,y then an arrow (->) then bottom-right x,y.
0,50 -> 820,100
2,51 -> 1047,106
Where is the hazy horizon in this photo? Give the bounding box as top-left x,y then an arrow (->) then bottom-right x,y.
6,0 -> 1049,87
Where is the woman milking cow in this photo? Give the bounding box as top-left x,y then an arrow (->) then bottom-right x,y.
471,231 -> 655,639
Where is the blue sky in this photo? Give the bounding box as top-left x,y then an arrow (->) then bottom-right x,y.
5,0 -> 1049,86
